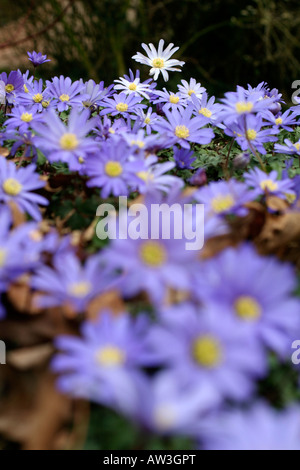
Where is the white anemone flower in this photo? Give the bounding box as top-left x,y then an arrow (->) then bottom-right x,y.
132,39 -> 185,82
114,76 -> 152,99
177,78 -> 206,101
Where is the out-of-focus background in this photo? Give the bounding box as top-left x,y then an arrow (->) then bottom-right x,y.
0,0 -> 300,97
1,0 -> 300,99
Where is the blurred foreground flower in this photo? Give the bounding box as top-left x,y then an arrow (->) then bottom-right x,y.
199,402 -> 300,450
0,159 -> 48,220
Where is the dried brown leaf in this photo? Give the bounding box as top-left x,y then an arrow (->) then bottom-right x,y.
7,344 -> 53,370
0,147 -> 10,157
86,290 -> 125,320
265,195 -> 290,213
7,200 -> 27,227
7,277 -> 44,315
256,211 -> 300,253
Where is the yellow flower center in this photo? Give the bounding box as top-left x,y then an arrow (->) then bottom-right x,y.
42,100 -> 50,108
21,112 -> 33,122
144,117 -> 151,124
0,249 -> 6,267
294,143 -> 300,152
128,82 -> 137,91
131,139 -> 145,148
23,84 -> 29,93
68,281 -> 92,297
285,192 -> 296,204
33,93 -> 43,103
175,125 -> 190,139
108,127 -> 115,134
211,194 -> 235,213
59,94 -> 70,102
105,161 -> 123,177
60,133 -> 79,150
246,129 -> 257,140
169,95 -> 179,104
260,179 -> 278,192
152,58 -> 164,68
139,241 -> 166,267
188,89 -> 195,96
234,296 -> 261,321
5,84 -> 14,93
136,171 -> 154,182
95,346 -> 125,367
2,178 -> 22,196
235,101 -> 254,114
78,156 -> 85,164
199,107 -> 212,118
115,102 -> 128,112
275,117 -> 283,126
193,335 -> 222,368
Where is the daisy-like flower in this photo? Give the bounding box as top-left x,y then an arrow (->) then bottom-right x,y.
132,107 -> 159,134
199,402 -> 300,450
224,114 -> 278,155
132,371 -> 219,436
18,78 -> 52,112
0,159 -> 48,220
31,253 -> 117,313
153,105 -> 215,150
275,138 -> 300,156
244,167 -> 295,199
51,310 -> 151,411
190,92 -> 222,125
85,137 -> 142,197
152,88 -> 187,113
0,71 -> 24,104
32,108 -> 99,171
219,85 -> 275,126
101,191 -> 198,305
260,109 -> 298,132
114,69 -> 153,100
27,51 -> 50,67
46,75 -> 87,112
132,39 -> 185,82
194,180 -> 254,218
100,92 -> 145,117
80,79 -> 113,109
147,302 -> 267,402
192,244 -> 300,357
4,105 -> 44,133
177,78 -> 206,101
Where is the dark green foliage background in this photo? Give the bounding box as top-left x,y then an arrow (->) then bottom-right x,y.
2,0 -> 300,100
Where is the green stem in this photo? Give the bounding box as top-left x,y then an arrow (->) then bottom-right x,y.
224,138 -> 234,180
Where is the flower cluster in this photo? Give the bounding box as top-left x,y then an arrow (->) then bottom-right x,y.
0,43 -> 300,451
